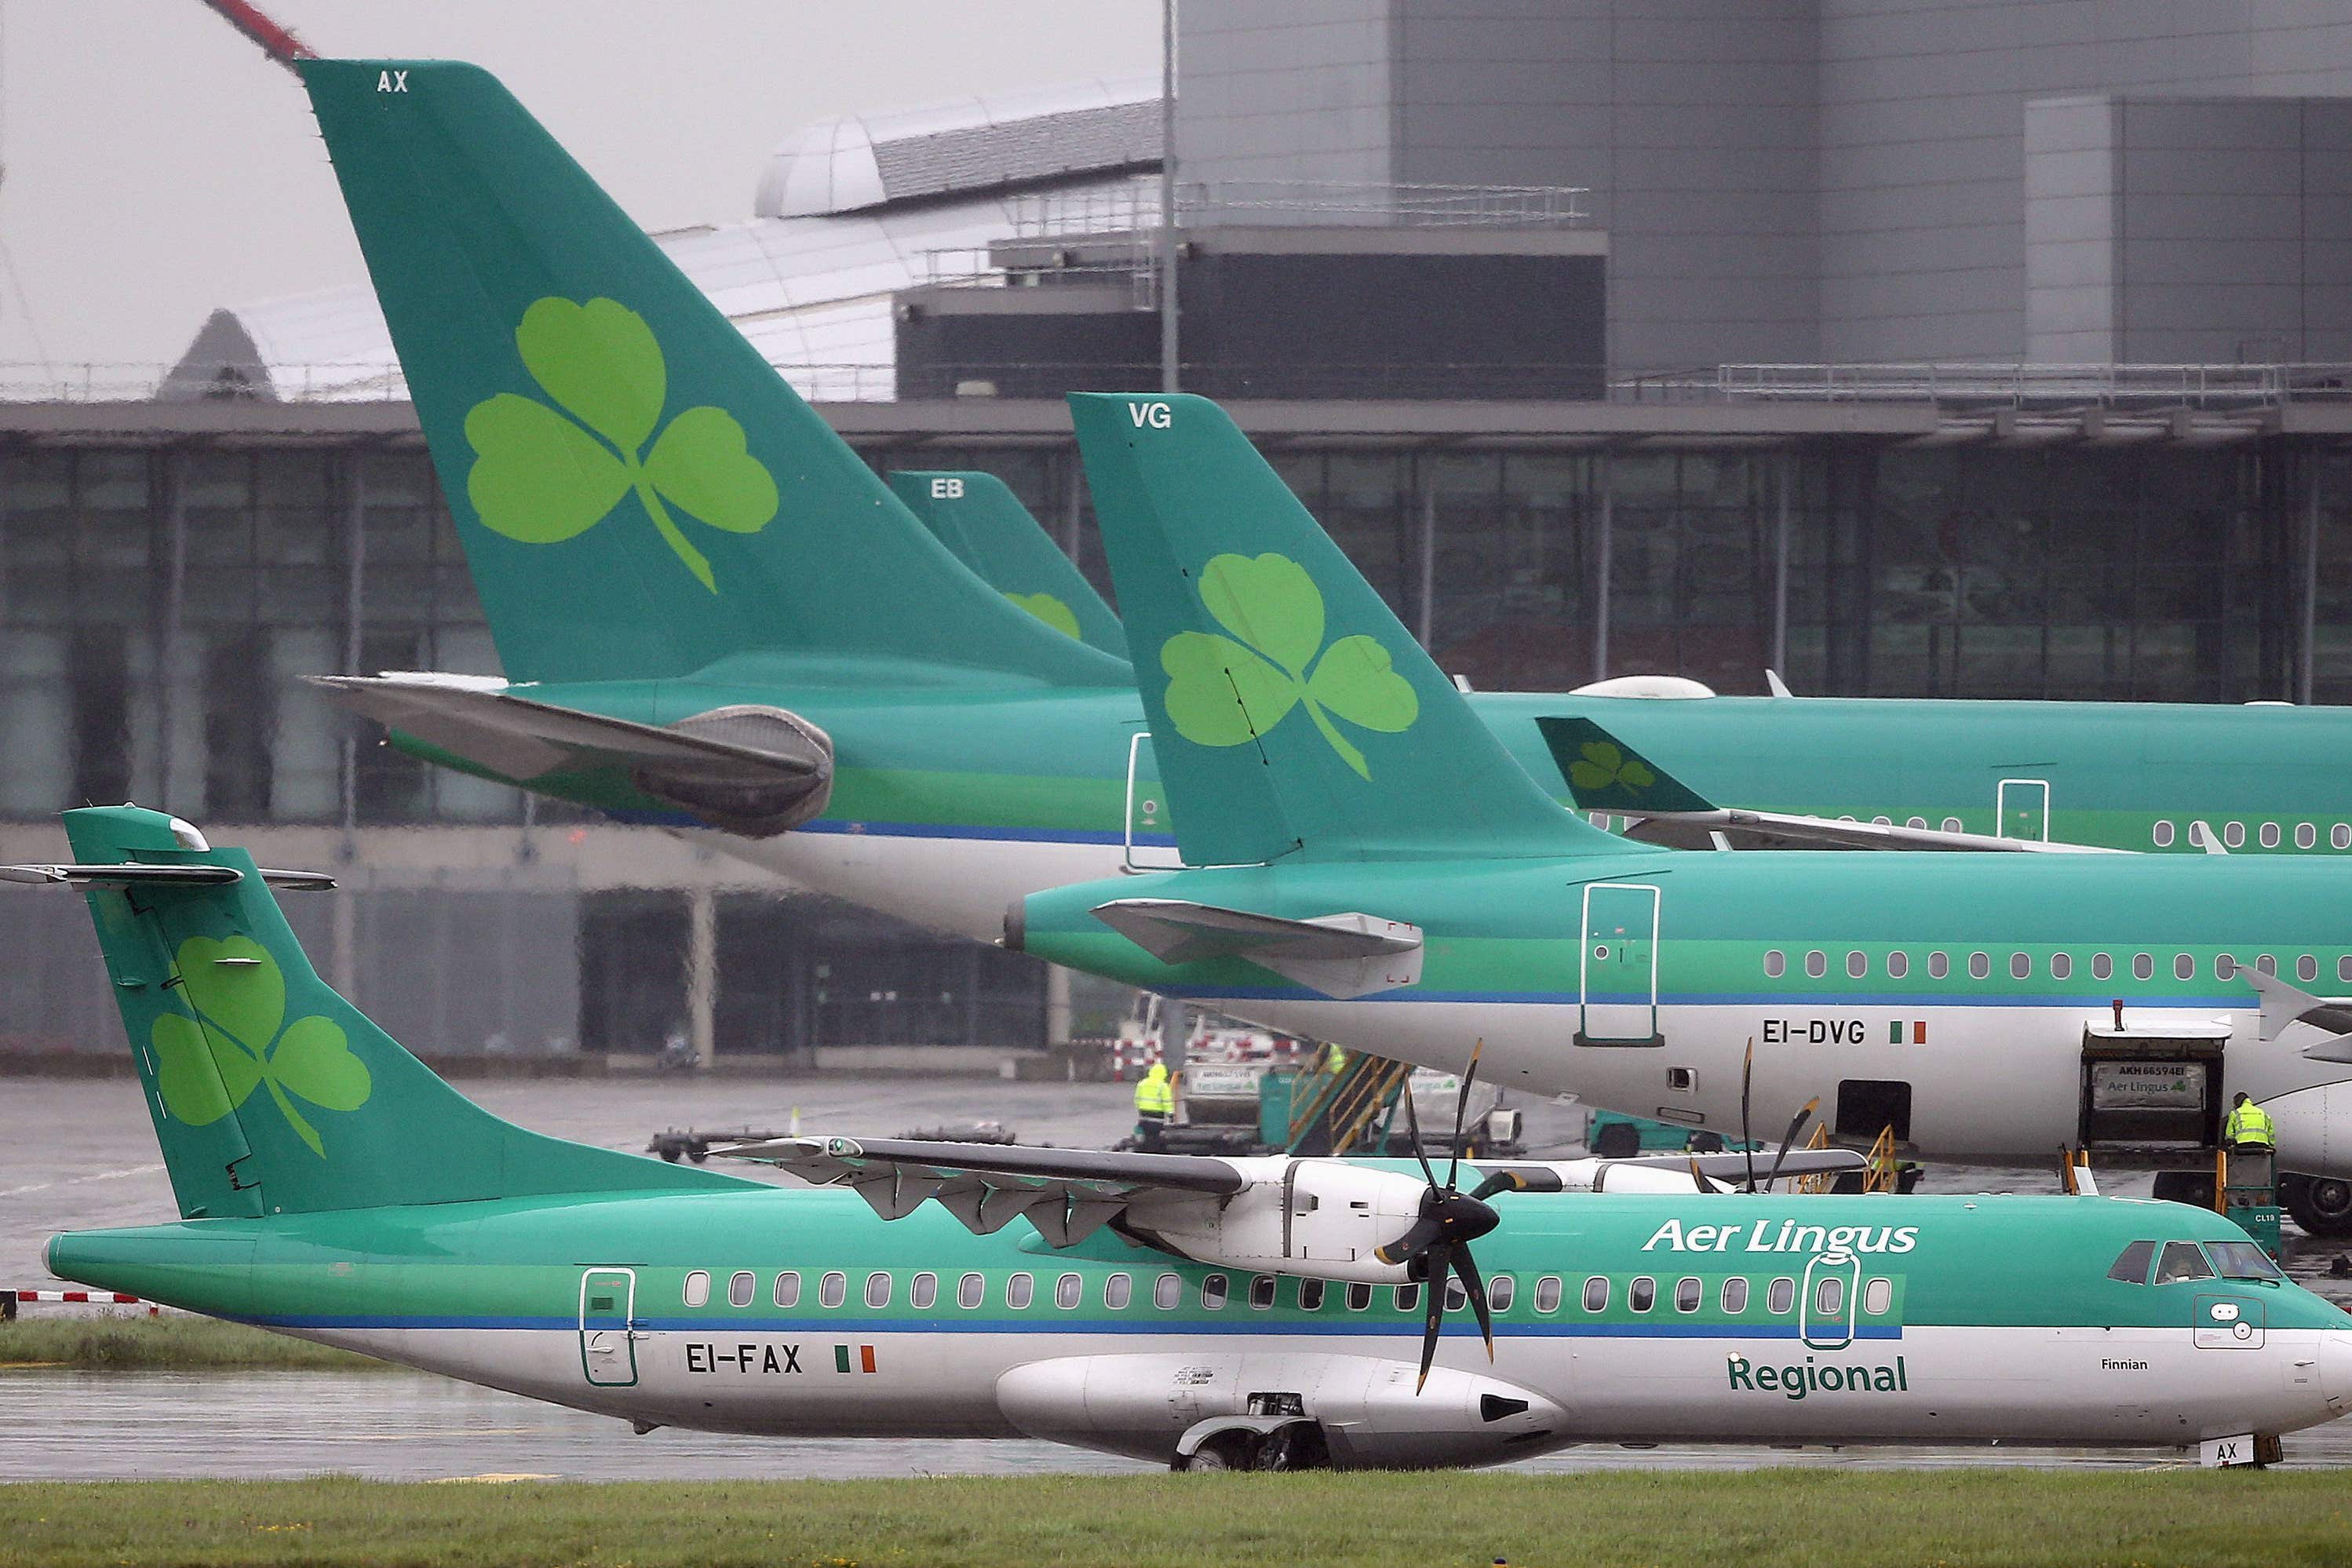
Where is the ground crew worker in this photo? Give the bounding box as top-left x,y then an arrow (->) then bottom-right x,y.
1324,1042 -> 1348,1076
1133,1062 -> 1175,1150
2223,1092 -> 2277,1150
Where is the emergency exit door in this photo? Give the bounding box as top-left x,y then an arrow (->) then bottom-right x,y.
1577,883 -> 1662,1046
578,1268 -> 639,1387
1997,779 -> 2049,842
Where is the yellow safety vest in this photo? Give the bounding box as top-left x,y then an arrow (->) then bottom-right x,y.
2224,1102 -> 2277,1147
1135,1074 -> 1174,1116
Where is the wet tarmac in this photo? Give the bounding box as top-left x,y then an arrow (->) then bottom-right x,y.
5,1076 -> 2352,1481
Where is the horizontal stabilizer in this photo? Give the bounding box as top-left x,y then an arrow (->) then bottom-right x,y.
314,673 -> 833,836
0,863 -> 335,891
2243,967 -> 2352,1045
1625,806 -> 2125,855
1091,899 -> 1424,998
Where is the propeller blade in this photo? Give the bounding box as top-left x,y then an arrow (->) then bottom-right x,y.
1446,1040 -> 1485,1191
1688,1154 -> 1724,1194
1416,1241 -> 1452,1393
1759,1096 -> 1821,1191
1399,1080 -> 1439,1190
1469,1166 -> 1565,1202
1453,1245 -> 1495,1363
1741,1037 -> 1758,1194
1374,1213 -> 1444,1267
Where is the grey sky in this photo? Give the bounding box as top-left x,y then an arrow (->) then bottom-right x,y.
0,1 -> 1158,371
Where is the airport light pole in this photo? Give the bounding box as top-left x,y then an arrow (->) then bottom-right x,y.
1159,0 -> 1179,392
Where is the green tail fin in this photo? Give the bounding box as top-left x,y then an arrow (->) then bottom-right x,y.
1537,716 -> 1716,813
887,471 -> 1130,661
60,805 -> 746,1218
298,60 -> 1124,690
1067,393 -> 1617,865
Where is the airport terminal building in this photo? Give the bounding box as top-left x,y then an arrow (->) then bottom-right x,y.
4,1 -> 2351,1066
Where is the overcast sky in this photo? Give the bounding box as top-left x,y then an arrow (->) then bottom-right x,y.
0,1 -> 1160,370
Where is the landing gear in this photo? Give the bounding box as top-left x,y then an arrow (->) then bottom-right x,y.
2282,1173 -> 2352,1238
1174,1430 -> 1256,1471
1172,1421 -> 1331,1472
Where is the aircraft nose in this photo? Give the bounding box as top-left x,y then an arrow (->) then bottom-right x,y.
2324,1331 -> 2352,1415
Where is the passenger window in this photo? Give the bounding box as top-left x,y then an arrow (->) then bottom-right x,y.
1941,817 -> 1962,833
910,1272 -> 938,1309
1299,1278 -> 1325,1311
1847,950 -> 1868,979
1154,1274 -> 1180,1310
1871,815 -> 1891,826
1444,1277 -> 1468,1312
2260,822 -> 2281,849
1907,816 -> 1927,830
820,1271 -> 847,1308
683,1271 -> 710,1307
1629,1277 -> 1657,1313
1886,950 -> 1909,979
2335,824 -> 2351,850
2153,1242 -> 2214,1285
1764,950 -> 1785,979
1250,1274 -> 1277,1309
1395,1282 -> 1420,1312
2153,820 -> 2175,847
1105,1273 -> 1132,1309
1489,1275 -> 1515,1312
1805,950 -> 1827,979
2174,954 -> 2195,980
957,1272 -> 983,1309
2342,955 -> 2352,983
2297,822 -> 2317,849
1927,951 -> 1949,979
2050,952 -> 2072,980
1864,1278 -> 1892,1315
1535,1276 -> 1563,1313
1675,1277 -> 1701,1312
1767,1277 -> 1796,1314
2216,954 -> 2235,980
2134,954 -> 2154,981
1007,1272 -> 1034,1309
728,1271 -> 756,1308
1968,952 -> 1990,980
1346,1282 -> 1373,1311
1815,1276 -> 1845,1316
2224,822 -> 2244,848
1721,1277 -> 1749,1314
1583,1276 -> 1610,1312
2299,955 -> 2319,983
2106,1241 -> 2155,1283
864,1271 -> 891,1309
772,1271 -> 800,1309
1202,1274 -> 1227,1309
2091,952 -> 2113,980
2256,955 -> 2276,977
1056,1273 -> 1082,1310
2011,953 -> 2031,979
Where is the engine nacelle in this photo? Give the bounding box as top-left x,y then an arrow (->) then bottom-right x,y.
1124,1158 -> 1429,1284
997,1352 -> 1570,1469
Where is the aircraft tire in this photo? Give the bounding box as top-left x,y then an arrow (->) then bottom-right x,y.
1253,1421 -> 1331,1471
2283,1173 -> 2352,1237
1176,1431 -> 1259,1472
1592,1122 -> 1640,1159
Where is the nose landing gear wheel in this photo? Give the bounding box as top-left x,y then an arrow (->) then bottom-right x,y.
1174,1431 -> 1258,1471
2284,1174 -> 2352,1238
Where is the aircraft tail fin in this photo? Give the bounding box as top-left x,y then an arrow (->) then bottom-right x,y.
1536,716 -> 1716,814
1067,392 -> 1617,865
297,60 -> 1123,690
36,805 -> 746,1220
888,472 -> 1129,661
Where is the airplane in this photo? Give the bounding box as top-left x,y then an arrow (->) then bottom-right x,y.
1007,392 -> 2352,1240
21,803 -> 2352,1471
887,469 -> 1128,660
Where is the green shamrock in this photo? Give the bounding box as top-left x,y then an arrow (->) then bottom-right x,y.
1005,590 -> 1082,640
1567,740 -> 1655,796
462,297 -> 779,593
1159,552 -> 1418,780
150,936 -> 371,1158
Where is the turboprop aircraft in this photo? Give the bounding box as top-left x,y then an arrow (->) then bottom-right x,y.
290,54 -> 2352,973
24,805 -> 2352,1471
1009,393 -> 2352,1238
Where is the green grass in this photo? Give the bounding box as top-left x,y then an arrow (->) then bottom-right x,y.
0,1471 -> 2347,1568
0,1313 -> 386,1371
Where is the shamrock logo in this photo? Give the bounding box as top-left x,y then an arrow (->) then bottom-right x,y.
1004,591 -> 1082,640
462,297 -> 779,593
150,936 -> 371,1158
1159,552 -> 1418,780
1566,740 -> 1654,796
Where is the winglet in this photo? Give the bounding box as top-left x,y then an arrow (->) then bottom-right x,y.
1536,716 -> 1715,814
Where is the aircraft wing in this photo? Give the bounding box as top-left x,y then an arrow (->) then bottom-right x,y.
714,1136 -> 1245,1245
2242,968 -> 2352,1059
1089,899 -> 1424,998
1536,716 -> 2124,855
1621,1148 -> 1869,1180
312,672 -> 833,836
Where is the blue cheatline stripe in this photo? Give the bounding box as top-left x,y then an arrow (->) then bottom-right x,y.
1181,986 -> 2251,1010
247,1311 -> 1901,1342
603,808 -> 1171,848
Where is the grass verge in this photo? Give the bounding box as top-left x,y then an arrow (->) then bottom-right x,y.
1,1471 -> 2349,1568
0,1314 -> 385,1371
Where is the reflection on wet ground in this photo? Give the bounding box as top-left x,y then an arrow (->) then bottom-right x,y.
4,1078 -> 2350,1480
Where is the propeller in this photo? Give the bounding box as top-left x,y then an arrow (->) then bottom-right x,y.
1757,1096 -> 1822,1192
1741,1037 -> 1759,1193
1373,1044 -> 1513,1392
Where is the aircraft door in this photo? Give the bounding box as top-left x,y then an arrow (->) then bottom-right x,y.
1577,882 -> 1662,1046
1996,779 -> 2049,842
1800,1250 -> 1860,1351
578,1267 -> 640,1387
1124,733 -> 1183,870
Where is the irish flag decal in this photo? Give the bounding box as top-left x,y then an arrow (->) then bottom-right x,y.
835,1344 -> 877,1374
1887,1020 -> 1927,1045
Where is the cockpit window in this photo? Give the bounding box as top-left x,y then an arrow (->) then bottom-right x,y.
2153,1241 -> 2215,1285
2204,1241 -> 2283,1281
2106,1240 -> 2155,1285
